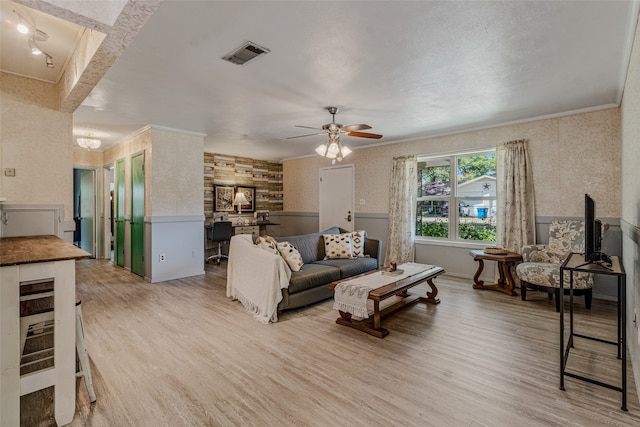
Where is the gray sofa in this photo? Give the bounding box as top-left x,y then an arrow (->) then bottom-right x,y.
274,227 -> 381,312
226,226 -> 381,323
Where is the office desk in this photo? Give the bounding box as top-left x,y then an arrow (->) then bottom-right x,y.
232,221 -> 279,237
0,235 -> 90,425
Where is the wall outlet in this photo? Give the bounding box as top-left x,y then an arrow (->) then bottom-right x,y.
359,198 -> 366,205
4,168 -> 15,177
192,250 -> 198,259
159,253 -> 166,262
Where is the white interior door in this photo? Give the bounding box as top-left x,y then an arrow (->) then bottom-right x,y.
319,165 -> 354,232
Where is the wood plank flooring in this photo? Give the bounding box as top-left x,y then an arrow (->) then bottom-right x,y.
20,259 -> 640,426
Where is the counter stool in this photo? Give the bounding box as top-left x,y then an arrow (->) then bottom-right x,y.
20,284 -> 96,403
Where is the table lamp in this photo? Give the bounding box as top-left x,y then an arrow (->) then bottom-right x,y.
234,191 -> 249,215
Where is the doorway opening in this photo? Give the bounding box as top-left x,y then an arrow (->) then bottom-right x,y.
73,168 -> 97,257
104,164 -> 115,262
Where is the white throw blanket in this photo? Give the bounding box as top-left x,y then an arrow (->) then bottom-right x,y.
332,262 -> 435,318
227,234 -> 292,323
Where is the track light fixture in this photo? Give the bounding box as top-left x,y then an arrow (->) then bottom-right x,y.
13,9 -> 54,69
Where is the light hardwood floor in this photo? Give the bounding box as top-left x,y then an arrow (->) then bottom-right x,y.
21,259 -> 640,426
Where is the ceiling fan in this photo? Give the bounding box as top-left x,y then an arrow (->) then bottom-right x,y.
286,106 -> 383,140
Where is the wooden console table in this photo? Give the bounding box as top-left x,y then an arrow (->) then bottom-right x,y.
470,249 -> 522,296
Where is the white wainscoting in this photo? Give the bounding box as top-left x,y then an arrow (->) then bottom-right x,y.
146,215 -> 205,283
621,219 -> 640,402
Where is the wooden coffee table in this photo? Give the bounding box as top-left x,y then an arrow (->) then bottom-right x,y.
328,265 -> 445,338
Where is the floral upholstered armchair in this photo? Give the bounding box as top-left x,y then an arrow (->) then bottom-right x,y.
515,220 -> 593,312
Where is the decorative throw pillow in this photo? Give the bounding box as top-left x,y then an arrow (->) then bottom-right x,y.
350,230 -> 367,257
323,233 -> 354,259
277,241 -> 304,272
254,235 -> 279,255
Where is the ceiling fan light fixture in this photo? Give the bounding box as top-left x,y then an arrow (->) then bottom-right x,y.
327,142 -> 340,156
291,106 -> 380,161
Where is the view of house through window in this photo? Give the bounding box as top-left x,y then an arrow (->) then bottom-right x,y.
417,151 -> 497,242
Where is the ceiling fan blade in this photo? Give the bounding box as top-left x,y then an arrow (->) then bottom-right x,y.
295,125 -> 323,130
341,124 -> 371,132
286,132 -> 325,139
346,131 -> 383,139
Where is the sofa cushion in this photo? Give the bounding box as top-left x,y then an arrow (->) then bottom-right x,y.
323,232 -> 354,259
276,227 -> 340,264
313,258 -> 378,279
516,262 -> 593,289
288,263 -> 341,294
277,241 -> 304,272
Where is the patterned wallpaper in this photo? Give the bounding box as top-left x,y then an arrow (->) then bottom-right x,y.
204,153 -> 283,216
1,77 -> 73,219
151,129 -> 204,217
283,108 -> 622,218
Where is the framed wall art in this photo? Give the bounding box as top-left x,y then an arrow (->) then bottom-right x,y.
235,186 -> 256,213
214,185 -> 235,212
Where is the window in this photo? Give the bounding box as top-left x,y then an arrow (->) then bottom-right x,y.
416,150 -> 497,242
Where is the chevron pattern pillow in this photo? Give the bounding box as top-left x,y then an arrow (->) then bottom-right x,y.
350,230 -> 367,257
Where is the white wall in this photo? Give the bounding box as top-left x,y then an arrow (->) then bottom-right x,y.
147,127 -> 205,282
620,8 -> 640,402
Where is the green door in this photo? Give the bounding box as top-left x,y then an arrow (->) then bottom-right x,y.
115,159 -> 125,267
131,152 -> 145,277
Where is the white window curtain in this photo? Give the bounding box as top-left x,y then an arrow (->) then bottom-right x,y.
384,155 -> 417,266
496,139 -> 536,253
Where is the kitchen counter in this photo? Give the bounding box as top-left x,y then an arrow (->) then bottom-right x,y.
1,235 -> 89,425
0,235 -> 91,266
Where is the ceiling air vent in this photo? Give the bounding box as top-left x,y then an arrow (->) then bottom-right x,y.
222,42 -> 270,66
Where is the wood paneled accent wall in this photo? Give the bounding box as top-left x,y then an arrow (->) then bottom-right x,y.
204,153 -> 283,216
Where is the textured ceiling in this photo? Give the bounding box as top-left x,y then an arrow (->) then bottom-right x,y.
16,1 -> 640,160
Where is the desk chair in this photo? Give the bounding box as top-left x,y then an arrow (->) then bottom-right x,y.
207,221 -> 233,264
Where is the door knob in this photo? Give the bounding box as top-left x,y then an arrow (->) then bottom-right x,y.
346,211 -> 352,222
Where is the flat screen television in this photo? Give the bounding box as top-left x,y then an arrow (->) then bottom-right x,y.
584,194 -> 603,262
